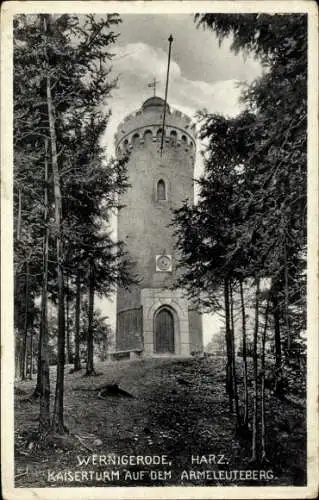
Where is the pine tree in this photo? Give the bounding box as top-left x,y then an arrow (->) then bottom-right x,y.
172,13 -> 307,460
13,12 -> 135,436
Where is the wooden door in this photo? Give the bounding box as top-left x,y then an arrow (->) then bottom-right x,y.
154,308 -> 174,353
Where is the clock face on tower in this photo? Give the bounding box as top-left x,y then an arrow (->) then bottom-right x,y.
156,254 -> 172,272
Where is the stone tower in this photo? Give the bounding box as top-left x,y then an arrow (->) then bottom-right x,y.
115,96 -> 203,356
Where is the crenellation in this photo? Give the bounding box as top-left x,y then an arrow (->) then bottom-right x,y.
115,102 -> 196,151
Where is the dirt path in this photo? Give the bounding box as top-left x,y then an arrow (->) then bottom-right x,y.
14,356 -> 306,487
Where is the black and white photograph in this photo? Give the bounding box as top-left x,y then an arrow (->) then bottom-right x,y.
1,1 -> 318,498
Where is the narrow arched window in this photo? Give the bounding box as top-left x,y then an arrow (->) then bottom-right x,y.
157,128 -> 165,141
170,130 -> 177,144
144,129 -> 152,144
157,179 -> 166,201
132,133 -> 139,145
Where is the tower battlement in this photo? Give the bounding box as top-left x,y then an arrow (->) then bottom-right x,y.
115,97 -> 196,154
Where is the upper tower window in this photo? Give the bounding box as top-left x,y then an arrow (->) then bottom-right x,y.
132,133 -> 140,145
157,128 -> 164,140
170,130 -> 177,144
181,134 -> 187,144
157,179 -> 166,201
144,129 -> 153,144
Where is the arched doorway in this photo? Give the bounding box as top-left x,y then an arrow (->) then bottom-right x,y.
154,308 -> 175,354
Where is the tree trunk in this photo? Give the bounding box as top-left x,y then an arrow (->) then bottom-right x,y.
15,334 -> 21,380
86,260 -> 96,376
261,293 -> 270,462
223,279 -> 233,411
38,138 -> 51,433
15,191 -> 23,380
20,260 -> 29,380
45,46 -> 66,432
272,290 -> 283,396
229,281 -> 241,428
28,324 -> 34,380
17,188 -> 22,241
18,340 -> 25,380
24,330 -> 28,380
65,273 -> 72,364
283,239 -> 291,353
73,271 -> 82,371
251,278 -> 260,463
34,339 -> 42,396
240,280 -> 249,428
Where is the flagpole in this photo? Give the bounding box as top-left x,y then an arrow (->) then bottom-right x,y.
160,35 -> 173,157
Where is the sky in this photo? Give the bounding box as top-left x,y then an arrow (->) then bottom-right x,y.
102,14 -> 262,155
97,14 -> 263,347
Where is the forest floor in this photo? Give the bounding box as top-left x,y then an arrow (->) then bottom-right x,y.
14,356 -> 306,488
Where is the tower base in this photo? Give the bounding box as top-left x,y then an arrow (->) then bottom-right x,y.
116,288 -> 202,356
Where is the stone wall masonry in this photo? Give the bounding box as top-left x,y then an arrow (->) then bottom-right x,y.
188,309 -> 203,353
117,143 -> 195,294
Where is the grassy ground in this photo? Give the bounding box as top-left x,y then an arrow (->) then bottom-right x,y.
14,356 -> 306,487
